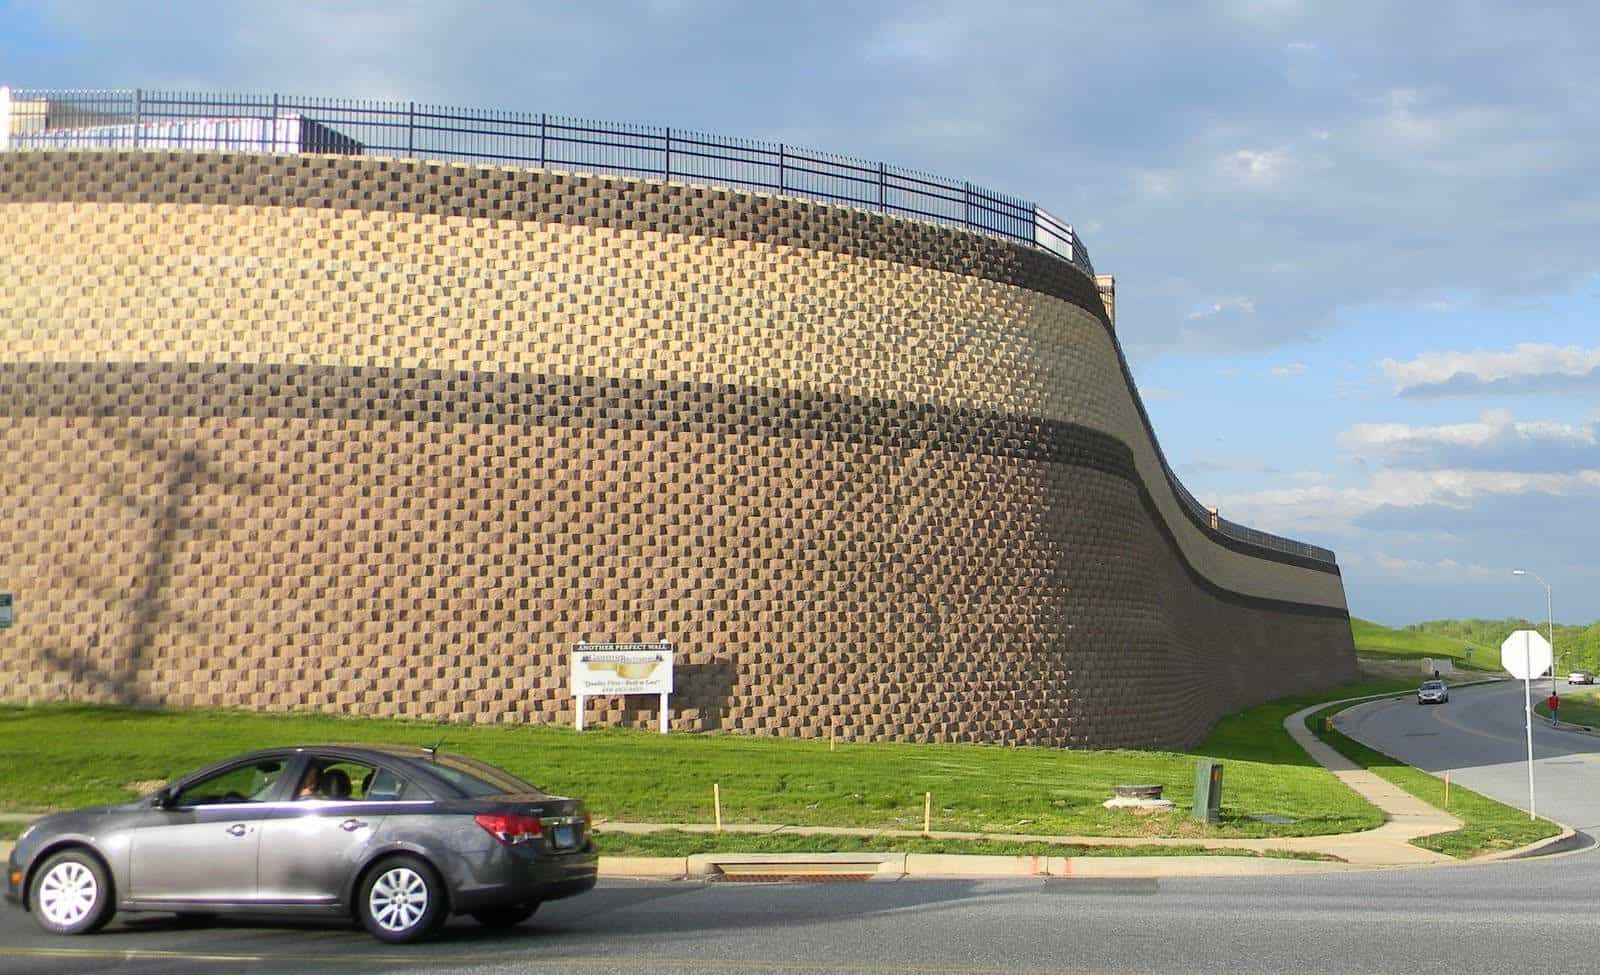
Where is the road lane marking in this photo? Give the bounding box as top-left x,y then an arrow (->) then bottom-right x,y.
1429,699 -> 1525,746
0,945 -> 269,963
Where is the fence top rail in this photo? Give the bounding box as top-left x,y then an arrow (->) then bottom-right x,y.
1,84 -> 1337,568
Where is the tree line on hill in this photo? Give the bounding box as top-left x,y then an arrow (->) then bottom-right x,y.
1406,619 -> 1600,672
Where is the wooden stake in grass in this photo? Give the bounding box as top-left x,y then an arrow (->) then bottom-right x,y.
1444,772 -> 1450,808
924,791 -> 932,836
714,782 -> 723,833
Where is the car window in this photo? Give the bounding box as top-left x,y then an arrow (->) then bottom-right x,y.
176,759 -> 287,806
364,767 -> 410,802
294,759 -> 381,801
425,753 -> 543,798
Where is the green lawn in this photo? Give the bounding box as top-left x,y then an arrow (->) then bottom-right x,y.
1307,703 -> 1560,858
0,680 -> 1407,842
1536,687 -> 1600,727
1351,618 -> 1495,668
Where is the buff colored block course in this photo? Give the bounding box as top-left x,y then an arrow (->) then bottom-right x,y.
0,150 -> 1355,749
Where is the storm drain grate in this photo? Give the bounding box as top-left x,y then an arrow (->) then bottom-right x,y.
712,865 -> 876,883
713,873 -> 873,883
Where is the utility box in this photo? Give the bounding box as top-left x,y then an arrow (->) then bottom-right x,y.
1193,760 -> 1223,824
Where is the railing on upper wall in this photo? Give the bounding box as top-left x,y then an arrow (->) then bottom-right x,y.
0,86 -> 1093,278
0,85 -> 1335,568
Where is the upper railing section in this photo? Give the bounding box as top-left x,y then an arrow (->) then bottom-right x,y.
0,87 -> 1095,277
1,86 -> 1336,569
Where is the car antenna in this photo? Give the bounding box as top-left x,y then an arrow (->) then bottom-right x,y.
423,738 -> 445,760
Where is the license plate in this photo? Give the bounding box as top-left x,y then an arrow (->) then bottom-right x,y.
554,824 -> 577,849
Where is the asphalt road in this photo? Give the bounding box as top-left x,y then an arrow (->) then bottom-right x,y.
3,682 -> 1596,975
1338,678 -> 1600,831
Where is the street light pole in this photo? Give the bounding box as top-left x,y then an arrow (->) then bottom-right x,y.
1512,569 -> 1556,699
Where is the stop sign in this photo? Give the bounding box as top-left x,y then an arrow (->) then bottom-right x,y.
1501,629 -> 1553,680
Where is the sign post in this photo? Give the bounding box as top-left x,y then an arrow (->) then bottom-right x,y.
570,642 -> 674,734
1501,629 -> 1553,821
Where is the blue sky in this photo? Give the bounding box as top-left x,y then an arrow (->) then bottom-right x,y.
5,1 -> 1597,626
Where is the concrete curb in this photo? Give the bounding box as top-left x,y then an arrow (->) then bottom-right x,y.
596,851 -> 1368,880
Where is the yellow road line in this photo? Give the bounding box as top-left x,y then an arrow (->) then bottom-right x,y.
1428,699 -> 1524,746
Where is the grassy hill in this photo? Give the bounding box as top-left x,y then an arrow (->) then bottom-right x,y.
1352,617 -> 1600,674
1349,618 -> 1495,669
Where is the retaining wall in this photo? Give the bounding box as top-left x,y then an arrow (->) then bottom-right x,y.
0,150 -> 1357,747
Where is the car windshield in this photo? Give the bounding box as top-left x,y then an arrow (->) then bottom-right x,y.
425,752 -> 545,798
1422,681 -> 1443,690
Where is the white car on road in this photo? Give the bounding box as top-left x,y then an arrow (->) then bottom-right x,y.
1417,680 -> 1449,705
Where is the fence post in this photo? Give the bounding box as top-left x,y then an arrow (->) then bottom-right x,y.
964,182 -> 972,231
777,143 -> 785,193
132,89 -> 143,149
269,92 -> 280,153
878,162 -> 886,208
664,127 -> 672,181
406,101 -> 415,155
538,112 -> 547,169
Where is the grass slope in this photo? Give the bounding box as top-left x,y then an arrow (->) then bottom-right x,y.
1350,617 -> 1495,668
0,679 -> 1408,844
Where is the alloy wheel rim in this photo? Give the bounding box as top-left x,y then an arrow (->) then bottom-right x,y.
39,862 -> 97,927
370,866 -> 428,932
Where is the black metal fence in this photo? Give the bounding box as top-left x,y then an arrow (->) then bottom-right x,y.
2,87 -> 1095,276
1,86 -> 1335,567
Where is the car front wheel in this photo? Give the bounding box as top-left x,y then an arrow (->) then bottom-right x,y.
471,901 -> 540,929
30,849 -> 115,935
358,855 -> 446,943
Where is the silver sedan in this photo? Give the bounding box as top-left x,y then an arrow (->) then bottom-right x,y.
5,744 -> 597,943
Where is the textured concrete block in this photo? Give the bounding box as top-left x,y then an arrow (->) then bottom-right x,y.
0,150 -> 1356,747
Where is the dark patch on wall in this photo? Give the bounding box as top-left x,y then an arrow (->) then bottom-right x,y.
0,360 -> 1338,580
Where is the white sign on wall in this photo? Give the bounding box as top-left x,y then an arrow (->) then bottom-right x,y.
570,642 -> 674,733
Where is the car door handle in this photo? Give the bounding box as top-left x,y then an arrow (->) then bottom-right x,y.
341,819 -> 368,832
227,824 -> 249,837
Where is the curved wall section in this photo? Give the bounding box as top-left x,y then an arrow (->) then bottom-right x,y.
0,150 -> 1356,747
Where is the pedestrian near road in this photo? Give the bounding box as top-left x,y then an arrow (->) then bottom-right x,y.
1548,692 -> 1560,726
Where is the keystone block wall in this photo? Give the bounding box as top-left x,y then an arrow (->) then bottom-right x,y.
0,150 -> 1357,748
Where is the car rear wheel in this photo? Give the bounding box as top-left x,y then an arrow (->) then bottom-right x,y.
30,849 -> 115,935
358,855 -> 446,943
471,901 -> 540,929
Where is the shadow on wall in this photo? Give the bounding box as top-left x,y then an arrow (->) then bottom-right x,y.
616,658 -> 737,732
41,424 -> 269,705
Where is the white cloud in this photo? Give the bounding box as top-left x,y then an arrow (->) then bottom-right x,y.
1209,468 -> 1600,538
1381,343 -> 1600,396
1188,297 -> 1257,320
1270,362 -> 1308,377
1347,552 -> 1500,581
1222,147 -> 1292,186
1339,410 -> 1597,458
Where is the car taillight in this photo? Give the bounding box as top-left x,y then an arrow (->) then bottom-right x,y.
474,813 -> 543,845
